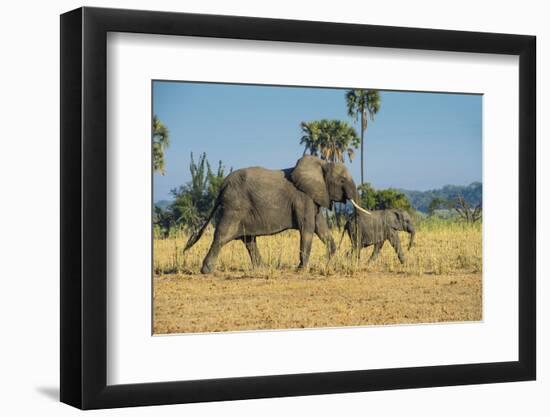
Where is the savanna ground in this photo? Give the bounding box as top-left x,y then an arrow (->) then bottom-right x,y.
153,220 -> 482,334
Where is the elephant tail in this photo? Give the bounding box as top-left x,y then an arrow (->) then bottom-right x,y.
183,198 -> 221,253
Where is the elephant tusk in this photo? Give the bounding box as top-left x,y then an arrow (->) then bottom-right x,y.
350,199 -> 371,215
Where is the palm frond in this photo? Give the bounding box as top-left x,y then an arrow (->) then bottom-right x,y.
299,119 -> 359,163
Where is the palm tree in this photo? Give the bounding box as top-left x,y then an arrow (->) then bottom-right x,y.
345,89 -> 381,186
153,115 -> 170,175
300,119 -> 360,163
300,120 -> 321,157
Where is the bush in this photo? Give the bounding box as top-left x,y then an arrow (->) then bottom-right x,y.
154,153 -> 231,237
357,183 -> 413,212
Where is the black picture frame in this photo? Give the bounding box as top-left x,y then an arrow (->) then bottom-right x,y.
60,6 -> 536,410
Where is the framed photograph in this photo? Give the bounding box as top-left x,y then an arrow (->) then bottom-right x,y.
60,7 -> 536,409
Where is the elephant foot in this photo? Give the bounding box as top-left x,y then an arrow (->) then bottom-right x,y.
200,262 -> 214,274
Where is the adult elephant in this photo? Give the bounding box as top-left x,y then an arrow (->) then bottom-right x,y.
184,155 -> 370,273
342,209 -> 415,264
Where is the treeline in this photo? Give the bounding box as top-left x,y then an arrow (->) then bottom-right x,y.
154,155 -> 482,238
400,182 -> 482,213
154,154 -> 482,237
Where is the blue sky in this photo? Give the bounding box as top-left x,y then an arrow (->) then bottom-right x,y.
153,81 -> 482,201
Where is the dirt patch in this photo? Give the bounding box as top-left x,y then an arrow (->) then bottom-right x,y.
153,271 -> 481,334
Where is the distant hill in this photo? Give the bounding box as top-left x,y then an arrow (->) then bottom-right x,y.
399,182 -> 482,213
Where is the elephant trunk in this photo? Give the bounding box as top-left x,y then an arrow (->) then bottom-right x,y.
407,224 -> 416,250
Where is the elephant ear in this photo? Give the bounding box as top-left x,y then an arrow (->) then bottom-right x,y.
389,209 -> 404,229
291,156 -> 330,208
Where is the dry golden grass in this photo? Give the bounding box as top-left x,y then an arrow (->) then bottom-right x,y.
153,222 -> 482,334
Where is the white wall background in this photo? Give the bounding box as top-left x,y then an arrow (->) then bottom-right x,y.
0,0 -> 545,415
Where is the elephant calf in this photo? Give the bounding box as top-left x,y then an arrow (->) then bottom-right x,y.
343,209 -> 415,264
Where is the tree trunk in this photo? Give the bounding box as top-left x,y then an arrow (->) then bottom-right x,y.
360,109 -> 365,187
361,129 -> 365,185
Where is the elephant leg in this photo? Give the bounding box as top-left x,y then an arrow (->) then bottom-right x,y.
350,246 -> 362,262
315,211 -> 336,257
348,236 -> 361,261
298,230 -> 314,269
201,212 -> 240,274
388,231 -> 406,264
295,202 -> 316,269
353,216 -> 363,252
368,242 -> 384,263
242,236 -> 263,268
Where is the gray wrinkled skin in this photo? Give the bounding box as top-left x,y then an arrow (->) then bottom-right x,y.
184,156 -> 361,273
344,209 -> 415,264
